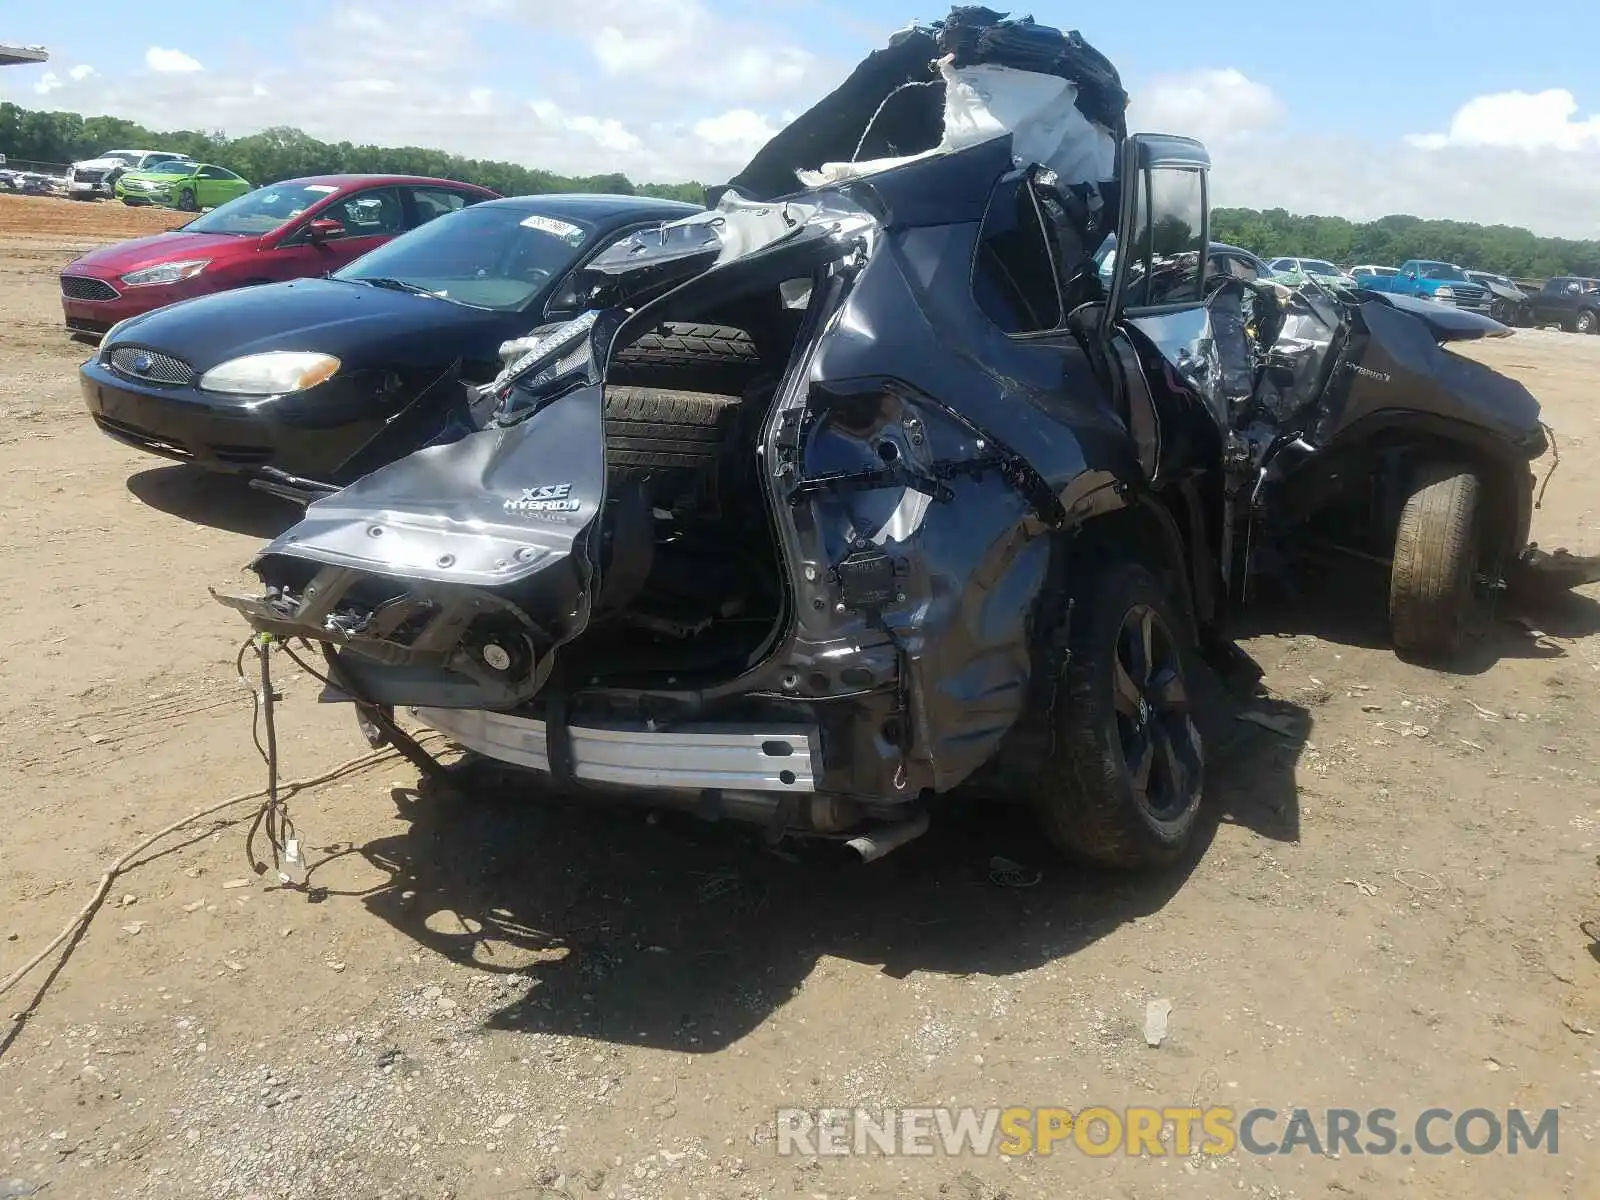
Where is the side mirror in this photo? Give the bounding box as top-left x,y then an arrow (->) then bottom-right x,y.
1107,132 -> 1211,317
307,218 -> 344,244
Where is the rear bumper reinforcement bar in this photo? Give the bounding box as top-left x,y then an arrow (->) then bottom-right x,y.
411,707 -> 821,793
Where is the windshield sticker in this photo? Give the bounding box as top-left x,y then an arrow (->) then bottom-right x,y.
519,214 -> 587,246
303,184 -> 338,193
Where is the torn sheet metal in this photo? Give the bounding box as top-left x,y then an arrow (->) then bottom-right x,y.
796,58 -> 1117,190
722,7 -> 1127,203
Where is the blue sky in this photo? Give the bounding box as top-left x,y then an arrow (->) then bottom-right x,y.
5,0 -> 1599,235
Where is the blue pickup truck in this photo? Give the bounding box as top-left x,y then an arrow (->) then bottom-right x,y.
1359,259 -> 1494,314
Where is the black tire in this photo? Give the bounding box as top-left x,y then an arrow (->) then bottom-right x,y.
1577,309 -> 1598,336
178,188 -> 198,212
1389,463 -> 1480,659
609,323 -> 760,392
1023,560 -> 1204,870
603,385 -> 741,471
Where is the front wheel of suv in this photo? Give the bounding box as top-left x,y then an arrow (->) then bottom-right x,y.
1389,462 -> 1481,660
1027,560 -> 1204,870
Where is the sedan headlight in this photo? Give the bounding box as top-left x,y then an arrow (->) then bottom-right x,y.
120,259 -> 210,287
199,351 -> 341,396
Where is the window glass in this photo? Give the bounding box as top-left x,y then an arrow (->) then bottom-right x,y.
315,188 -> 405,239
1121,167 -> 1205,307
409,186 -> 474,227
972,178 -> 1063,334
1226,254 -> 1260,281
335,203 -> 597,311
185,183 -> 342,236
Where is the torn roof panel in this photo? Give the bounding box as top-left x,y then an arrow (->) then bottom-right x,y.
0,43 -> 50,67
718,7 -> 1128,203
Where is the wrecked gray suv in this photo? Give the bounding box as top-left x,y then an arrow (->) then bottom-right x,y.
218,11 -> 1583,869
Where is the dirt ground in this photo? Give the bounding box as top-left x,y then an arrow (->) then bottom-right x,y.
0,193 -> 188,241
1,193 -> 1597,1200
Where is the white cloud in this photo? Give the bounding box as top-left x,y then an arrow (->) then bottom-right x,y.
32,72 -> 61,96
491,0 -> 826,103
0,2 -> 801,183
1407,88 -> 1600,152
1128,69 -> 1600,239
68,65 -> 95,83
694,109 -> 780,148
144,47 -> 203,74
528,99 -> 642,156
1129,68 -> 1284,144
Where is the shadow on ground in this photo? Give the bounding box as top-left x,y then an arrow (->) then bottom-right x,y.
126,464 -> 302,539
338,661 -> 1308,1055
1234,558 -> 1600,677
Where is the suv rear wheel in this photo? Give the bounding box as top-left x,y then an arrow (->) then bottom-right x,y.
1577,309 -> 1598,335
1026,560 -> 1204,869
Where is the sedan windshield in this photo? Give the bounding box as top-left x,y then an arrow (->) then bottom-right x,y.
145,161 -> 196,175
334,205 -> 597,311
1302,260 -> 1341,276
183,183 -> 344,236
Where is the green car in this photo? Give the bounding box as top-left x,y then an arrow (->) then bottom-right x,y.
115,161 -> 252,211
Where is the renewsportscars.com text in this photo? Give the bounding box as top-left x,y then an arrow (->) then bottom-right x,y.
774,1106 -> 1560,1158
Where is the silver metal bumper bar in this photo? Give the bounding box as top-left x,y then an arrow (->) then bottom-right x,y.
411,707 -> 820,793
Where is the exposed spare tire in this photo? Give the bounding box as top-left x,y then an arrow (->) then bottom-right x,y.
608,323 -> 761,392
603,385 -> 742,471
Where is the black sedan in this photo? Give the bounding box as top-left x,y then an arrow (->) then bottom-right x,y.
80,193 -> 703,499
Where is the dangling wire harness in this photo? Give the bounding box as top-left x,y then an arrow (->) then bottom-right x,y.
234,632 -> 450,887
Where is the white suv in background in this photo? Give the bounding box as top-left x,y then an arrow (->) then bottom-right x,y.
66,150 -> 194,199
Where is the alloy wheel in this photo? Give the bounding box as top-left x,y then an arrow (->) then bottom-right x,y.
1110,603 -> 1203,826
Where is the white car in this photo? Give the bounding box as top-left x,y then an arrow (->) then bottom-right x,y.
1267,256 -> 1359,289
66,150 -> 194,199
1350,264 -> 1401,282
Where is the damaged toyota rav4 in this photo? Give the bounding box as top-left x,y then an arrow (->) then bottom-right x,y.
216,10 -> 1587,869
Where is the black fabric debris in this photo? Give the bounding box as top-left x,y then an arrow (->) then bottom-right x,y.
935,7 -> 1129,132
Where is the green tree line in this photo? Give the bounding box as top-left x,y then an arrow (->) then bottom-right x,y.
0,102 -> 706,204
1212,207 -> 1600,281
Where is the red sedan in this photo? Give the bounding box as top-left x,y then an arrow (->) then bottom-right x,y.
59,174 -> 501,338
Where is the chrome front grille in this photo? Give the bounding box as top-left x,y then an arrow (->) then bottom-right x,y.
108,346 -> 197,387
60,275 -> 118,302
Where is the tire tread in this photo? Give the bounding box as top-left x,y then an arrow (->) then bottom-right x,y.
1389,463 -> 1480,657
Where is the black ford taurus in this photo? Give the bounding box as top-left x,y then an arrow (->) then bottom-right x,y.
79,193 -> 703,500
